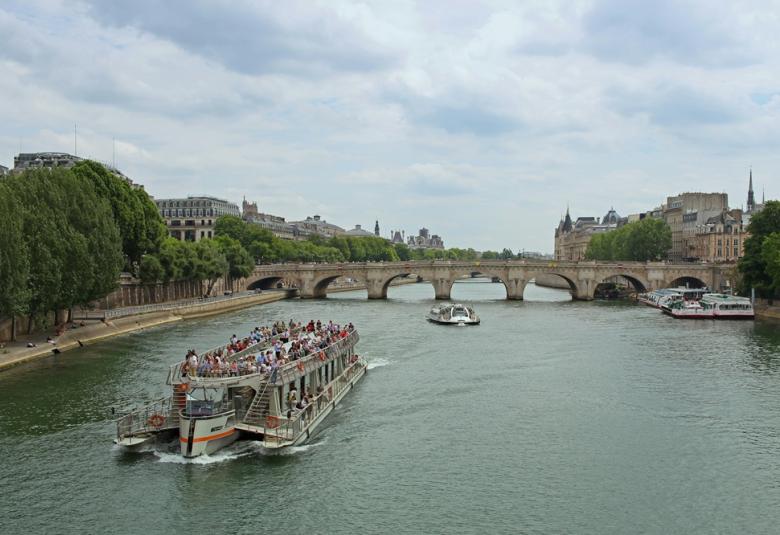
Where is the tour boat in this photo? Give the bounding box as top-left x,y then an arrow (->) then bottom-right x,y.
700,293 -> 754,319
638,287 -> 709,308
427,303 -> 480,325
662,299 -> 715,319
114,322 -> 366,458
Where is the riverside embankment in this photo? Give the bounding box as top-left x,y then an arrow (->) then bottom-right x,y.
0,290 -> 294,372
0,278 -> 417,372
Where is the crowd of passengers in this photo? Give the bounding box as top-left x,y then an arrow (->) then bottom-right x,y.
180,319 -> 356,378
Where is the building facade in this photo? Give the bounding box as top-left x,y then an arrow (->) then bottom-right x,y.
155,196 -> 240,241
661,192 -> 728,261
407,227 -> 444,249
0,164 -> 8,176
288,215 -> 345,238
12,152 -> 139,187
692,210 -> 747,262
554,207 -> 623,261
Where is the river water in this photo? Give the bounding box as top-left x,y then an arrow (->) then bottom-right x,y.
1,281 -> 779,534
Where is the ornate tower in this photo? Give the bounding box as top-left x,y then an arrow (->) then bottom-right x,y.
374,220 -> 380,236
747,168 -> 755,213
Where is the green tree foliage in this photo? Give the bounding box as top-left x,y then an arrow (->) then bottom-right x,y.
71,160 -> 166,269
585,218 -> 672,261
194,239 -> 229,295
481,250 -> 499,259
739,200 -> 780,296
0,181 -> 30,327
2,167 -> 125,330
760,232 -> 780,296
139,255 -> 165,284
215,235 -> 254,279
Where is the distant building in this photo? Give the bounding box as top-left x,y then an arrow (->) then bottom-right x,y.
12,152 -> 139,188
743,168 -> 766,226
662,192 -> 728,261
241,197 -> 298,240
288,215 -> 345,238
407,227 -> 444,249
554,207 -> 623,261
692,209 -> 747,262
374,220 -> 380,236
155,196 -> 240,241
345,224 -> 376,237
0,164 -> 8,176
390,230 -> 404,244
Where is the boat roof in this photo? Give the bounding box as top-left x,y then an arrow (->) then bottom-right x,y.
701,293 -> 751,303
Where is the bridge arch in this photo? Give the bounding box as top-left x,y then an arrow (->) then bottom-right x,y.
666,275 -> 708,289
595,273 -> 649,294
534,272 -> 580,300
450,270 -> 510,299
247,276 -> 285,291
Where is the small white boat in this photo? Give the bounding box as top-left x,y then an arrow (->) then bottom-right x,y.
662,299 -> 715,319
428,303 -> 480,325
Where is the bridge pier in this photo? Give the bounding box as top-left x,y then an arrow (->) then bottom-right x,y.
432,279 -> 453,300
367,278 -> 386,299
505,278 -> 528,300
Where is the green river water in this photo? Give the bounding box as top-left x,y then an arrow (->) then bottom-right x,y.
1,281 -> 779,534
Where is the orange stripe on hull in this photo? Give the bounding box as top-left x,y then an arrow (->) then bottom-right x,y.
180,428 -> 236,444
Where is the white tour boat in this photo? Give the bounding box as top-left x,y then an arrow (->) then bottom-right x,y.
427,303 -> 480,325
700,293 -> 755,319
114,321 -> 366,458
662,299 -> 714,319
638,287 -> 709,308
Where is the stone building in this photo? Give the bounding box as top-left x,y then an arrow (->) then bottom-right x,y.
407,227 -> 444,249
288,215 -> 345,238
661,192 -> 728,261
345,224 -> 376,237
155,195 -> 240,241
0,164 -> 8,176
554,207 -> 623,261
241,197 -> 299,240
692,209 -> 747,262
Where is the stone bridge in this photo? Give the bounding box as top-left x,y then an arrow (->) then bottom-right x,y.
242,260 -> 734,301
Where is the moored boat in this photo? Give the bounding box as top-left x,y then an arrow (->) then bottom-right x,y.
114,320 -> 366,458
427,303 -> 480,325
662,299 -> 715,319
700,293 -> 755,319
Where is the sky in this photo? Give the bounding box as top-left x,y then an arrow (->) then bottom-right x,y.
1,0 -> 778,253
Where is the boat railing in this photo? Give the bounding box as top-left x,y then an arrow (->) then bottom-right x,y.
167,325 -> 306,385
263,357 -> 366,446
115,396 -> 177,440
187,330 -> 360,386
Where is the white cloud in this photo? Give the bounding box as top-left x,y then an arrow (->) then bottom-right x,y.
0,0 -> 778,252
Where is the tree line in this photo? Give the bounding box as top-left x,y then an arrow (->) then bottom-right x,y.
585,218 -> 672,261
0,161 -> 166,334
738,200 -> 780,298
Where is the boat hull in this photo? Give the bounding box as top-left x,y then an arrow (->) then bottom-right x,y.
179,412 -> 239,458
427,317 -> 480,325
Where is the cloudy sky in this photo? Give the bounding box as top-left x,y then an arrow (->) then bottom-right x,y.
1,0 -> 778,252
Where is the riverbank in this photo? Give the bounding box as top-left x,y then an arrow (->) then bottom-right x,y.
756,305 -> 780,321
0,290 -> 293,372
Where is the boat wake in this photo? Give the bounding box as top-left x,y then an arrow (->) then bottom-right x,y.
153,441 -> 258,464
367,357 -> 390,370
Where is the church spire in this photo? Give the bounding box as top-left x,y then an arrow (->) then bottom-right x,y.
374,220 -> 380,236
747,167 -> 755,213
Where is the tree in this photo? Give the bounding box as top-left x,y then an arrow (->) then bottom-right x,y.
139,255 -> 165,284
481,250 -> 499,259
760,232 -> 780,296
215,235 -> 254,282
72,160 -> 165,269
499,248 -> 514,260
585,218 -> 671,261
739,200 -> 780,297
394,243 -> 411,261
0,181 -> 30,338
194,240 -> 228,295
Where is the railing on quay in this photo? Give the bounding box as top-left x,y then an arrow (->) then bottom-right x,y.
263,357 -> 366,446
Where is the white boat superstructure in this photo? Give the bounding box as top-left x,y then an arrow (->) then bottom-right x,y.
638,287 -> 709,308
700,293 -> 755,319
428,303 -> 480,325
115,322 -> 366,457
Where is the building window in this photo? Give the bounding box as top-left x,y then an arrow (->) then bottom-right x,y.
734,247 -> 738,257
717,239 -> 722,246
208,231 -> 212,238
717,248 -> 722,257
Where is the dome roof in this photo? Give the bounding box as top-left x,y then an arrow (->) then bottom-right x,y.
602,207 -> 621,225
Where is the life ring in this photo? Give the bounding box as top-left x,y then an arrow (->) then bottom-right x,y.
265,415 -> 280,429
318,351 -> 326,362
296,361 -> 305,372
147,414 -> 165,428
